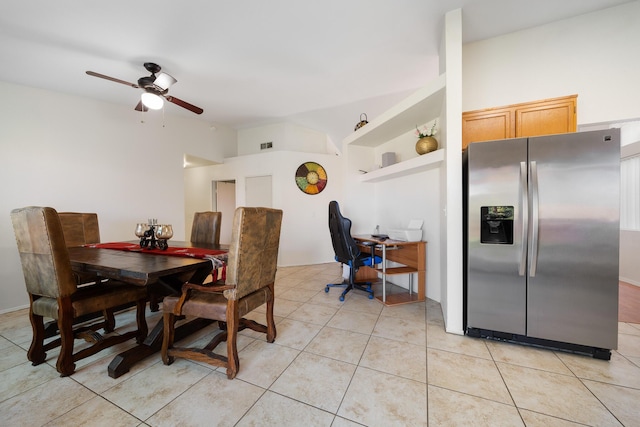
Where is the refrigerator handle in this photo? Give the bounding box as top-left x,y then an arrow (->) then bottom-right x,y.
529,161 -> 539,277
519,161 -> 528,276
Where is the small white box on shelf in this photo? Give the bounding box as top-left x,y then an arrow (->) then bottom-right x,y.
389,219 -> 424,241
381,152 -> 396,167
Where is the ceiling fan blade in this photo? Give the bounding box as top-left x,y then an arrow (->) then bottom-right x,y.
86,71 -> 139,88
134,100 -> 149,112
153,72 -> 177,90
165,96 -> 203,114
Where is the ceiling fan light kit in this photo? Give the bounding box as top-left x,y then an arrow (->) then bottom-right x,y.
86,62 -> 203,115
141,92 -> 164,110
153,73 -> 177,91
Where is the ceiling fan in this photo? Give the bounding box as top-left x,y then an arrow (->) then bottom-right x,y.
86,62 -> 203,115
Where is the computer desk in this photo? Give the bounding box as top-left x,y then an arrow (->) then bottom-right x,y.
353,236 -> 427,306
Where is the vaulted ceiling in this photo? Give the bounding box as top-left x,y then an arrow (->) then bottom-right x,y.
0,0 -> 632,134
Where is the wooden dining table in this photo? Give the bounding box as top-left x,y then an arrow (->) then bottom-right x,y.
68,240 -> 228,378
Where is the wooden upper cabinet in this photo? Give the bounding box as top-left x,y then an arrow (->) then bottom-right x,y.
462,107 -> 514,149
462,95 -> 577,150
516,96 -> 577,137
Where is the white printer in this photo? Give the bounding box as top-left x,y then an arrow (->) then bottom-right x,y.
388,219 -> 424,242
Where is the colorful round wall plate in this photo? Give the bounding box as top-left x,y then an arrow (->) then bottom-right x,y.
295,162 -> 327,194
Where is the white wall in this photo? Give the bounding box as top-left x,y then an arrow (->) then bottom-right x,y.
184,166 -> 217,238
462,1 -> 640,125
335,9 -> 463,324
341,127 -> 445,304
0,81 -> 236,312
186,121 -> 343,266
373,169 -> 443,303
192,149 -> 342,266
237,122 -> 331,156
442,9 -> 464,334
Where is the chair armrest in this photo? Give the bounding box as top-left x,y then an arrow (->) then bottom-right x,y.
182,282 -> 234,293
172,281 -> 235,315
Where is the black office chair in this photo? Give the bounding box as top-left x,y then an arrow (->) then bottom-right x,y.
325,201 -> 381,301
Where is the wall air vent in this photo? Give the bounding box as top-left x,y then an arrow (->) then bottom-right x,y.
260,142 -> 273,150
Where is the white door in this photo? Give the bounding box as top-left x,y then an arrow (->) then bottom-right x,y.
246,175 -> 272,208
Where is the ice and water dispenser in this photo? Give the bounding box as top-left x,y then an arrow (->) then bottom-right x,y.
480,206 -> 514,244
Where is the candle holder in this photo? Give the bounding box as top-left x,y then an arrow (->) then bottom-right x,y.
135,219 -> 173,250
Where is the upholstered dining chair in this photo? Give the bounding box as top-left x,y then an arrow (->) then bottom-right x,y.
162,207 -> 283,379
10,206 -> 148,376
190,211 -> 222,245
58,211 -> 121,332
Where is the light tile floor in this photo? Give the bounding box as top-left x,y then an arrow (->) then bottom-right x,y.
1,263 -> 640,426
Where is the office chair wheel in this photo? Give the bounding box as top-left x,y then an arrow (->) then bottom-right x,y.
325,286 -> 329,293
339,295 -> 345,302
368,293 -> 374,299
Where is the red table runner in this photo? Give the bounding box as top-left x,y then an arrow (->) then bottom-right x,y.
86,242 -> 227,281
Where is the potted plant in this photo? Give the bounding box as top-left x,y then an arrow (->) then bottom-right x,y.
415,122 -> 438,155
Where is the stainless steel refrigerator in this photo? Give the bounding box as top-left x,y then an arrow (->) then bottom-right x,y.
463,129 -> 620,359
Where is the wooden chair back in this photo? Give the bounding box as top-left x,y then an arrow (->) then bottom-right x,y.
225,207 -> 283,300
190,211 -> 222,245
11,206 -> 77,298
58,212 -> 100,247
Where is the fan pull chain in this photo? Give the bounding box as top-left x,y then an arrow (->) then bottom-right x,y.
140,96 -> 145,124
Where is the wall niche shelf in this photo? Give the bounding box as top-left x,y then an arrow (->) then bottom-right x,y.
345,73 -> 446,148
345,73 -> 446,183
359,148 -> 445,182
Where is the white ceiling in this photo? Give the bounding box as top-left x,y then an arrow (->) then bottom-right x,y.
0,0 -> 632,133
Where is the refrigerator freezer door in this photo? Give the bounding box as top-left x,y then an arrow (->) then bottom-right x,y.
527,129 -> 620,350
467,138 -> 528,335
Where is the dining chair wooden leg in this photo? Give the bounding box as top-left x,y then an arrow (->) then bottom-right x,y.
27,306 -> 46,366
226,300 -> 240,379
161,312 -> 176,365
266,283 -> 276,343
57,312 -> 76,376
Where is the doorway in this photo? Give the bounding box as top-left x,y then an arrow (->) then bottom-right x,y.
211,175 -> 273,244
213,180 -> 236,244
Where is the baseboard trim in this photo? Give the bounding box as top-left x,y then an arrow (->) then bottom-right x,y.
0,304 -> 29,315
620,277 -> 640,287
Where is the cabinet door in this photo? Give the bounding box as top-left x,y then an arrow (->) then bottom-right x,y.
462,107 -> 514,151
462,95 -> 577,151
516,96 -> 577,137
